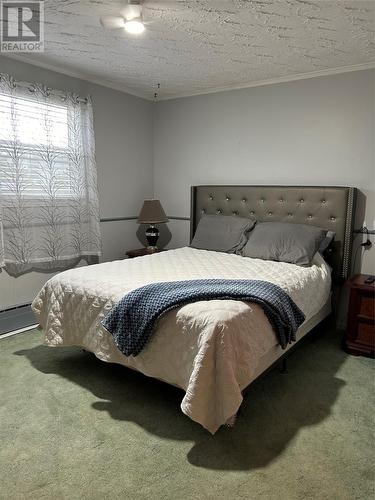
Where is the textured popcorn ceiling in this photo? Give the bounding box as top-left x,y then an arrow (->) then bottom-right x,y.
10,0 -> 375,100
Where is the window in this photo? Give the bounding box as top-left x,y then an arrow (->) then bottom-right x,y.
0,92 -> 73,198
0,73 -> 101,275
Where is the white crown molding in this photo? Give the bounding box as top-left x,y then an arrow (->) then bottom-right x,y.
0,54 -> 151,100
2,55 -> 373,102
157,63 -> 375,101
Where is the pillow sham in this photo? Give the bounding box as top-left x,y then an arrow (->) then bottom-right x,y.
191,214 -> 256,254
241,222 -> 328,267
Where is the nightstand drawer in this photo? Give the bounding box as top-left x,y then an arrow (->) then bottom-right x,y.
357,321 -> 375,346
359,293 -> 375,319
345,274 -> 375,358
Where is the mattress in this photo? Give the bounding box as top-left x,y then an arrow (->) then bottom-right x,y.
32,247 -> 331,434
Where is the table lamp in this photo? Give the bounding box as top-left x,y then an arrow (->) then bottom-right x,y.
137,199 -> 169,249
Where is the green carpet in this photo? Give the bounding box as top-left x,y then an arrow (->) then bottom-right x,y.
0,329 -> 374,500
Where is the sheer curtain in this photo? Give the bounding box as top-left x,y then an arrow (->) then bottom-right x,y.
0,73 -> 101,277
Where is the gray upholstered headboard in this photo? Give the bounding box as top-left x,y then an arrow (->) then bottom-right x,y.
190,185 -> 357,282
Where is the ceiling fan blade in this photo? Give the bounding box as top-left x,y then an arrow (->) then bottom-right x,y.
100,15 -> 125,30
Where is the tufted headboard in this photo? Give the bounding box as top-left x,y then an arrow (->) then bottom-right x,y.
190,185 -> 357,282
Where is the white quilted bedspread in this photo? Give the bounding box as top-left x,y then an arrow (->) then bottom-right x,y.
32,247 -> 331,434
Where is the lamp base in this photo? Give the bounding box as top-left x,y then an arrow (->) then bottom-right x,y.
145,225 -> 159,248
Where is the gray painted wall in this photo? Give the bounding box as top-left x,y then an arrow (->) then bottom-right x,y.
0,60 -> 373,310
0,56 -> 153,310
154,70 -> 375,274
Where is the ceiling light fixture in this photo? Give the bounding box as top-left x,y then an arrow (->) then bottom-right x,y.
124,17 -> 145,34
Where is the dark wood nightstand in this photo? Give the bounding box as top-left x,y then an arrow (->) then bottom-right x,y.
126,247 -> 161,259
345,274 -> 375,358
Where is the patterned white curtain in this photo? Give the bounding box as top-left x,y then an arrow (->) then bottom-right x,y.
0,73 -> 101,276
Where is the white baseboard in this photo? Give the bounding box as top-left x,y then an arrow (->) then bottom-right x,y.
0,324 -> 38,339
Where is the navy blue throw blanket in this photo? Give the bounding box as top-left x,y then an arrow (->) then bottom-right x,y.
102,279 -> 305,357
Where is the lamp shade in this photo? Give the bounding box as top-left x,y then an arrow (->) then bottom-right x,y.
137,199 -> 168,224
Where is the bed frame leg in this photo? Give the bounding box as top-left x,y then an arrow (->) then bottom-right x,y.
280,358 -> 288,374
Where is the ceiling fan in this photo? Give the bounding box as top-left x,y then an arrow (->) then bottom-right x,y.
100,0 -> 148,35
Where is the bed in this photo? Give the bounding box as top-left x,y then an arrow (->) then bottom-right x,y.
32,185 -> 356,434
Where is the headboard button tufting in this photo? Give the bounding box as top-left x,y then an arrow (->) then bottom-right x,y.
191,185 -> 357,283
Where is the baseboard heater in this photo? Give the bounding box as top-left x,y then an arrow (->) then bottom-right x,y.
0,304 -> 37,336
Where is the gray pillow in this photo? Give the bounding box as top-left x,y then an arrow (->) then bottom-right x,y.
191,214 -> 256,253
241,222 -> 327,267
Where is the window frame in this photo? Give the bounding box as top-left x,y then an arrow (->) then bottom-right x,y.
0,92 -> 77,201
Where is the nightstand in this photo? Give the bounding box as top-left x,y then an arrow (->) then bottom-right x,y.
126,247 -> 161,259
345,274 -> 375,358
